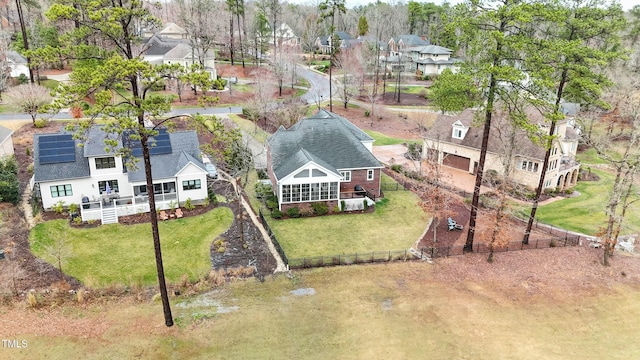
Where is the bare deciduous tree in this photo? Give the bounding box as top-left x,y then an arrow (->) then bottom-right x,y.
5,83 -> 52,124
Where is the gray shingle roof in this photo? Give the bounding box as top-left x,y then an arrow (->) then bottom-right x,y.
143,34 -> 186,56
268,110 -> 381,180
410,44 -> 453,55
6,50 -> 27,64
34,132 -> 91,182
393,35 -> 430,47
163,43 -> 192,60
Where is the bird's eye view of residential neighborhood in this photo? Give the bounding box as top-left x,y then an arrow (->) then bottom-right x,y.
1,0 -> 640,357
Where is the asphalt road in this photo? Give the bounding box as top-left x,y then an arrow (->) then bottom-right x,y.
297,65 -> 330,105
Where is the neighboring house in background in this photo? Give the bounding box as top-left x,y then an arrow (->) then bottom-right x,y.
387,34 -> 430,56
0,125 -> 14,157
422,106 -> 581,191
142,22 -> 188,39
272,22 -> 300,47
267,109 -> 383,212
163,42 -> 216,79
141,34 -> 185,65
141,25 -> 216,79
6,50 -> 28,77
315,31 -> 354,54
408,44 -> 461,76
32,126 -> 209,224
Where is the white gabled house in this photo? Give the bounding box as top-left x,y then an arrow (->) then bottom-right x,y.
32,126 -> 209,224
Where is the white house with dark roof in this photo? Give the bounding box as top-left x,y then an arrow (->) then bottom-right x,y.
266,110 -> 383,212
163,42 -> 216,79
0,125 -> 14,157
422,106 -> 581,191
32,126 -> 209,224
408,44 -> 461,75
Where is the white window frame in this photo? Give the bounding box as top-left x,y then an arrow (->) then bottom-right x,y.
453,128 -> 463,139
340,171 -> 351,182
51,184 -> 72,198
367,169 -> 374,181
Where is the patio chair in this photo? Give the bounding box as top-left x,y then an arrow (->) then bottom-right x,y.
159,210 -> 169,221
175,208 -> 184,219
448,217 -> 463,231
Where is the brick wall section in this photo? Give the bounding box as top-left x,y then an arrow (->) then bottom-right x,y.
280,200 -> 338,214
340,168 -> 381,197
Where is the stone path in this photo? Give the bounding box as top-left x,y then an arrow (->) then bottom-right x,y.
19,183 -> 36,229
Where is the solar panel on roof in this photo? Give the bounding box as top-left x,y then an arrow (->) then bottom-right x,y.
124,129 -> 172,157
38,134 -> 76,165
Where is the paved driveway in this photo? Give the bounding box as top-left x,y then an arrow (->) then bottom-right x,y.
373,144 -> 490,195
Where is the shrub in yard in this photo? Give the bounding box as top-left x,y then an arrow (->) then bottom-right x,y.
53,200 -> 65,214
266,195 -> 278,210
332,205 -> 341,213
363,199 -> 369,211
184,198 -> 195,210
286,207 -> 300,218
0,156 -> 20,205
311,202 -> 329,216
256,169 -> 268,179
26,291 -> 38,308
390,164 -> 403,173
271,209 -> 283,219
340,200 -> 346,211
364,110 -> 370,117
208,187 -> 218,205
34,119 -> 48,128
299,203 -> 314,217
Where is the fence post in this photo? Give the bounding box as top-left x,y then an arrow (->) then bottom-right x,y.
535,239 -> 539,249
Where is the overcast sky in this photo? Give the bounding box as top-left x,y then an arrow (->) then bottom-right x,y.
287,0 -> 636,11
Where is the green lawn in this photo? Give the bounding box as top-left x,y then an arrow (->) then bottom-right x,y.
386,84 -> 428,95
267,178 -> 427,258
40,79 -> 60,90
30,207 -> 234,287
535,168 -> 640,235
576,147 -> 615,165
366,129 -> 420,146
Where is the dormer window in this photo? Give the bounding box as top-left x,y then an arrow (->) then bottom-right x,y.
452,120 -> 468,140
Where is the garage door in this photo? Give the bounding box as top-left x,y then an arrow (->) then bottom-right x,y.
443,153 -> 470,171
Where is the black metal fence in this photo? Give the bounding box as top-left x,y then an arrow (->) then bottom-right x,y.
380,181 -> 407,191
423,235 -> 581,259
288,249 -> 420,269
258,208 -> 289,265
